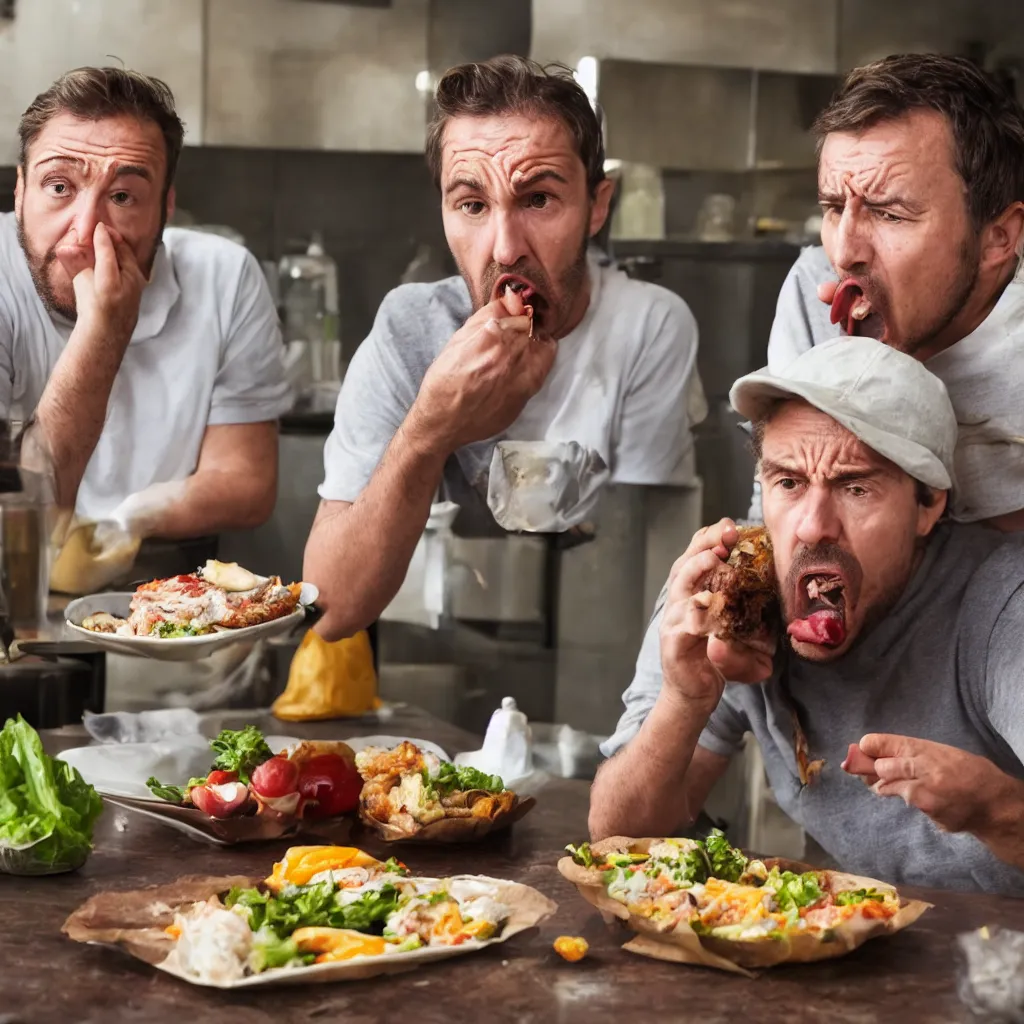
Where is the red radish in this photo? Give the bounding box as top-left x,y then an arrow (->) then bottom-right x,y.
250,756 -> 300,798
205,770 -> 239,785
297,754 -> 362,818
190,781 -> 250,818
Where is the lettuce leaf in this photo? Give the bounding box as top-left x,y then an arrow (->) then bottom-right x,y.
766,867 -> 824,911
835,887 -> 886,906
226,882 -> 402,938
209,726 -> 273,784
702,828 -> 748,883
426,761 -> 505,798
0,715 -> 103,875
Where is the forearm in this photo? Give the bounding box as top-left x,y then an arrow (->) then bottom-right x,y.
589,691 -> 714,840
973,774 -> 1024,871
304,417 -> 448,640
34,320 -> 128,508
145,471 -> 276,540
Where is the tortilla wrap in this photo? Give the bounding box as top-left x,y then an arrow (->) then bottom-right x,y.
358,794 -> 536,844
63,872 -> 557,988
557,836 -> 932,974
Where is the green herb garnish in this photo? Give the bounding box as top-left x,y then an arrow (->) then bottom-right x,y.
835,888 -> 886,906
209,726 -> 273,785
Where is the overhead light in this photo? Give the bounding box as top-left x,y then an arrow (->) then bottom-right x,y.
415,70 -> 435,95
574,56 -> 599,106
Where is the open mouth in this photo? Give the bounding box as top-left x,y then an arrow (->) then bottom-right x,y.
494,274 -> 537,303
787,572 -> 847,648
829,278 -> 885,340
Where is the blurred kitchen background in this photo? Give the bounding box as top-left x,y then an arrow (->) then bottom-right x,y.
3,0 -> 1024,846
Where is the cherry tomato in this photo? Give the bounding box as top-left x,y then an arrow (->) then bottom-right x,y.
297,754 -> 361,818
250,756 -> 300,798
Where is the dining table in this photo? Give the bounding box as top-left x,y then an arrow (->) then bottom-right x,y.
3,703 -> 1023,1024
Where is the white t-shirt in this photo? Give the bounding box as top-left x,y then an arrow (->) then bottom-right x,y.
759,244 -> 1024,523
319,255 -> 706,534
0,215 -> 292,520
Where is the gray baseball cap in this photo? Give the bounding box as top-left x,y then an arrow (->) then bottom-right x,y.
730,337 -> 955,490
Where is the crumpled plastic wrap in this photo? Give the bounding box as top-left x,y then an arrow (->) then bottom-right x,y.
83,708 -> 202,744
958,926 -> 1024,1023
486,440 -> 609,533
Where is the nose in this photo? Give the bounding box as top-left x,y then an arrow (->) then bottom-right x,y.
490,207 -> 529,268
829,195 -> 874,276
69,191 -> 103,248
794,485 -> 842,549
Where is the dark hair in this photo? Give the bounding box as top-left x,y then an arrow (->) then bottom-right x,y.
425,55 -> 605,195
812,53 -> 1024,230
750,408 -> 940,507
19,67 -> 185,196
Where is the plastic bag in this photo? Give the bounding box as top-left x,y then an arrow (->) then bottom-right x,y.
272,629 -> 379,721
958,926 -> 1024,1022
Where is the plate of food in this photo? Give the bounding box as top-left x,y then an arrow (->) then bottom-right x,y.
62,844 -> 557,987
60,728 -> 453,845
558,832 -> 931,976
355,741 -> 535,843
64,560 -> 318,661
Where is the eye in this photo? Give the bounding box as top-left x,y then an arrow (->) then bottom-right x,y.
818,202 -> 842,217
776,478 -> 798,491
111,190 -> 133,206
847,484 -> 869,497
527,192 -> 550,209
875,210 -> 903,224
45,181 -> 71,197
459,200 -> 485,216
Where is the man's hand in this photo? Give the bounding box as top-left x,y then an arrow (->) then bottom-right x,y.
659,518 -> 774,711
57,223 -> 145,343
843,734 -> 1020,833
407,293 -> 556,453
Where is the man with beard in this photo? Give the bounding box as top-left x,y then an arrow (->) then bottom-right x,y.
591,338 -> 1024,894
0,67 -> 290,540
752,53 -> 1024,529
306,56 -> 703,640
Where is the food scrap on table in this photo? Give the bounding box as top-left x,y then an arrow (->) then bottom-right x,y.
554,936 -> 589,962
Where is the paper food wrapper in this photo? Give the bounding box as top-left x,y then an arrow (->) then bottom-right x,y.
358,794 -> 536,844
558,836 -> 932,976
63,872 -> 557,988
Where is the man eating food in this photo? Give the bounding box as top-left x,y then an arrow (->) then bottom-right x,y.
757,53 -> 1024,529
591,337 -> 1024,894
305,56 -> 704,641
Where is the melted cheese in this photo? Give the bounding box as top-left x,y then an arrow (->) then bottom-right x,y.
202,559 -> 260,592
292,927 -> 387,962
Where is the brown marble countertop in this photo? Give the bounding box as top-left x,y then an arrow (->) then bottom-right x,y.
3,707 -> 1023,1023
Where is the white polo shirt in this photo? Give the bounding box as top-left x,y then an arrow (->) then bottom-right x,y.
0,214 -> 292,520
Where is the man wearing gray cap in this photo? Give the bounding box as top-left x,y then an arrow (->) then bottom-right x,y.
590,337 -> 1024,894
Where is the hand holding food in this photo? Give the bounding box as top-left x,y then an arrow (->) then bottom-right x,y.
146,726 -> 361,823
409,289 -> 555,453
660,520 -> 775,708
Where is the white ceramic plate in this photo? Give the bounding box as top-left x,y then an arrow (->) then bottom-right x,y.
60,733 -> 450,802
63,583 -> 319,662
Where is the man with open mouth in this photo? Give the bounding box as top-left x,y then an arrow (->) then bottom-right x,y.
757,53 -> 1024,531
591,338 -> 1024,895
306,56 -> 704,641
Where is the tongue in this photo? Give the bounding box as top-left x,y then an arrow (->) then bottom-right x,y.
829,279 -> 864,335
787,610 -> 846,647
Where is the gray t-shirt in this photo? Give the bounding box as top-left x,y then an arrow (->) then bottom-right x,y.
603,522 -> 1024,894
319,257 -> 705,536
754,245 -> 1024,523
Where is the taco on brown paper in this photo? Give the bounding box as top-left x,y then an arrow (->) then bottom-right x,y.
558,833 -> 931,976
63,845 -> 556,988
355,741 -> 535,843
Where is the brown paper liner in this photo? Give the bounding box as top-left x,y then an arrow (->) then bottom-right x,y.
63,872 -> 556,988
558,837 -> 932,974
